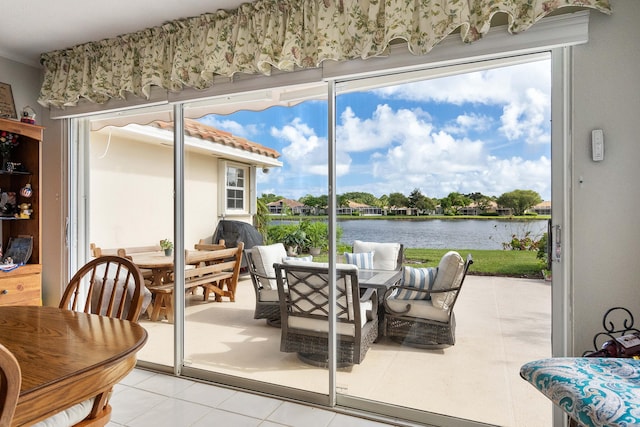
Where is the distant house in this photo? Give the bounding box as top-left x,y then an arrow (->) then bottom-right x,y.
337,200 -> 382,216
267,198 -> 305,215
388,206 -> 420,216
530,201 -> 552,215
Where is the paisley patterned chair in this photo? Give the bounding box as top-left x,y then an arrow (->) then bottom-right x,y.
520,357 -> 640,427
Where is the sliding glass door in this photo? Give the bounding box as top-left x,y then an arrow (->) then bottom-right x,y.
72,52 -> 556,425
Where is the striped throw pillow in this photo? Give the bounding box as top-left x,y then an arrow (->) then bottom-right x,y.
395,266 -> 438,300
344,251 -> 374,269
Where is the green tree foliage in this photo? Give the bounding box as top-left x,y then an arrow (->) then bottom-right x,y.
497,189 -> 542,216
254,198 -> 270,241
388,192 -> 409,208
340,192 -> 379,206
259,193 -> 282,204
299,194 -> 325,208
440,192 -> 472,215
408,188 -> 436,213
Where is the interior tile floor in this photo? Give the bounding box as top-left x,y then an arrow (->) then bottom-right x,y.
108,368 -> 412,427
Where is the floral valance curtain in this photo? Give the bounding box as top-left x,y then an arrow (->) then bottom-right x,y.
38,0 -> 611,108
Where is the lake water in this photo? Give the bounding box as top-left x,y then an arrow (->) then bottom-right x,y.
272,218 -> 549,250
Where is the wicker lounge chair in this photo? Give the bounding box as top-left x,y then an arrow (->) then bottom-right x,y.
274,261 -> 378,367
383,252 -> 473,348
245,243 -> 288,326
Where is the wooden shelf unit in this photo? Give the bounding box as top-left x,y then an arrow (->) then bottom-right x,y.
0,118 -> 43,306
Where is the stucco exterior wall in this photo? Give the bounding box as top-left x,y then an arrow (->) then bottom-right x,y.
90,132 -> 222,249
570,1 -> 640,355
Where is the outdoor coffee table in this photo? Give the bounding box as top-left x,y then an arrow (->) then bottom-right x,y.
358,269 -> 402,292
358,269 -> 402,339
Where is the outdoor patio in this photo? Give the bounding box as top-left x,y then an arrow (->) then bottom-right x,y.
137,274 -> 552,427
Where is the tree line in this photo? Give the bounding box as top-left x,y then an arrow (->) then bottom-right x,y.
259,188 -> 544,216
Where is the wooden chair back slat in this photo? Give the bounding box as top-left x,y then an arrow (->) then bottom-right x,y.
60,256 -> 145,322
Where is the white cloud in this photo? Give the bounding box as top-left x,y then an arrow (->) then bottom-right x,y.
344,105 -> 551,200
337,105 -> 433,152
271,118 -> 351,177
444,113 -> 494,135
198,116 -> 260,138
374,60 -> 551,145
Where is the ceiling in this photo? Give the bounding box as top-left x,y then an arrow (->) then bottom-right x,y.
1,0 -> 246,67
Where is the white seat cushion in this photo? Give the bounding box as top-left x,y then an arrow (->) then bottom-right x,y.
91,278 -> 151,319
353,240 -> 401,270
32,397 -> 95,427
431,251 -> 465,310
259,288 -> 279,302
283,255 -> 313,262
251,243 -> 287,290
385,297 -> 450,322
288,299 -> 373,335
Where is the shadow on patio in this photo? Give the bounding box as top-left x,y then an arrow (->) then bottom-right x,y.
137,274 -> 552,427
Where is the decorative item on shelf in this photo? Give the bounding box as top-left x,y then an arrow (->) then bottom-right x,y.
0,191 -> 17,217
20,106 -> 36,125
6,162 -> 20,173
15,202 -> 32,219
0,131 -> 19,171
3,236 -> 33,265
160,238 -> 173,256
20,183 -> 32,198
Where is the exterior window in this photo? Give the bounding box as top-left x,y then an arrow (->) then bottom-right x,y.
225,164 -> 246,211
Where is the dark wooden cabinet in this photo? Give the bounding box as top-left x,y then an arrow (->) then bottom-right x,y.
0,118 -> 43,305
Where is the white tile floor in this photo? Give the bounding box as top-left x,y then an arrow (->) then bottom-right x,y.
108,368 -> 412,427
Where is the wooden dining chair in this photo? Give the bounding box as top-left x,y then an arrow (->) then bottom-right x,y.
60,255 -> 146,322
0,344 -> 21,427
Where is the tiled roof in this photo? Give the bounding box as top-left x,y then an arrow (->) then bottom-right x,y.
152,119 -> 280,159
347,201 -> 371,208
268,198 -> 304,208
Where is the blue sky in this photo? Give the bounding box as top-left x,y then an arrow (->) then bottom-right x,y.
200,59 -> 551,201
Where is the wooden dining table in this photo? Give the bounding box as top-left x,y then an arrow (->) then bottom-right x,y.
129,251 -> 177,287
0,305 -> 148,426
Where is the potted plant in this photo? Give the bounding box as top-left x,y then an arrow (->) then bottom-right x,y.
305,222 -> 327,256
160,239 -> 173,256
282,229 -> 306,256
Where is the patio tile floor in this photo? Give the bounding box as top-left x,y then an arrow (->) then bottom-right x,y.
135,275 -> 553,426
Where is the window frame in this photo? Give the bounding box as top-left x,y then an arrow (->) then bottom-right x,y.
219,160 -> 250,215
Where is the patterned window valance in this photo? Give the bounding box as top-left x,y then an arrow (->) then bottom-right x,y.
38,0 -> 611,108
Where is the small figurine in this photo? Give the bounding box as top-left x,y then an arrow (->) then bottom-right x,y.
16,202 -> 32,219
20,106 -> 36,125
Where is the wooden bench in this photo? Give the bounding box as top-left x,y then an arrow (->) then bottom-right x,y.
147,242 -> 244,323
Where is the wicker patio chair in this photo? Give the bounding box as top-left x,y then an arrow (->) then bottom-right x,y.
245,243 -> 288,326
274,261 -> 378,367
383,252 -> 473,348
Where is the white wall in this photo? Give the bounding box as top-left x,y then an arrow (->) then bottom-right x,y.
90,133 -> 223,249
0,57 -> 42,121
570,1 -> 640,355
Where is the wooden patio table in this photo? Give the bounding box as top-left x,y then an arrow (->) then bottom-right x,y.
0,305 -> 147,426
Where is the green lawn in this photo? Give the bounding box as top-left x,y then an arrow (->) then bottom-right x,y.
312,248 -> 545,278
403,248 -> 544,278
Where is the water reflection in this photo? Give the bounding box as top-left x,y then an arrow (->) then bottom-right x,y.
272,218 -> 549,250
